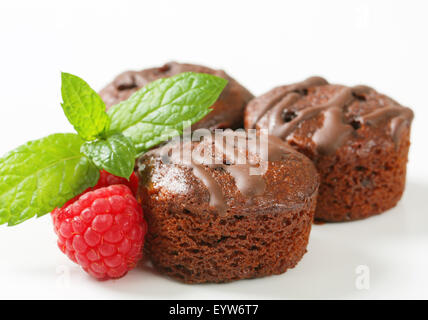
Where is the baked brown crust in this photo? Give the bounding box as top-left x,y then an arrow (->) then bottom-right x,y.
137,132 -> 319,283
99,61 -> 254,130
244,78 -> 413,222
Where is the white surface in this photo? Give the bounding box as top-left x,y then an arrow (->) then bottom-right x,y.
0,0 -> 427,299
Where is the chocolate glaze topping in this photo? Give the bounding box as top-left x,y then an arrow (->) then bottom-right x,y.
357,105 -> 414,144
249,77 -> 414,154
191,162 -> 227,213
143,131 -> 296,215
249,76 -> 328,128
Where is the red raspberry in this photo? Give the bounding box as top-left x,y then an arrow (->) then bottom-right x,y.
95,170 -> 139,195
61,170 -> 139,208
51,184 -> 147,280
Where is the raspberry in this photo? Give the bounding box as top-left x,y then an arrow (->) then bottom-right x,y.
51,184 -> 147,280
95,170 -> 139,195
61,170 -> 139,208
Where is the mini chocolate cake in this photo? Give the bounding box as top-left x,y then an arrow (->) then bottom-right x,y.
137,131 -> 319,283
99,62 -> 254,130
244,77 -> 414,222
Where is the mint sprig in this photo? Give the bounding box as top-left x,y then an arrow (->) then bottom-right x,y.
61,73 -> 110,140
81,133 -> 136,179
0,71 -> 227,226
0,134 -> 99,226
108,72 -> 228,153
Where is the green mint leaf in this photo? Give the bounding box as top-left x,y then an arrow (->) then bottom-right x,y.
61,72 -> 110,140
0,133 -> 99,226
81,133 -> 136,179
107,72 -> 228,153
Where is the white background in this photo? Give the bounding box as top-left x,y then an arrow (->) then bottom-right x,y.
0,0 -> 427,299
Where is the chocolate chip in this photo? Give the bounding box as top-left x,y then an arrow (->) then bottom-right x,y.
117,82 -> 137,90
158,63 -> 171,73
282,110 -> 297,123
349,119 -> 361,130
352,92 -> 366,101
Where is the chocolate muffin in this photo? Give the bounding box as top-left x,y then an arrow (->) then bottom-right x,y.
99,62 -> 254,130
137,131 -> 319,283
245,77 -> 414,222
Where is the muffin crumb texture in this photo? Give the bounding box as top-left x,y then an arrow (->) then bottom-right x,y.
138,132 -> 319,283
143,202 -> 314,283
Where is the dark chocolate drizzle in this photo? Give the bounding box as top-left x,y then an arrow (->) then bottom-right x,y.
250,76 -> 328,128
151,132 -> 291,215
357,105 -> 414,144
191,162 -> 227,213
193,162 -> 266,214
190,133 -> 266,215
252,77 -> 414,154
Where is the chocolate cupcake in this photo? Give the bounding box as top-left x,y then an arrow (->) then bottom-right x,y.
245,77 -> 414,222
137,131 -> 319,283
99,62 -> 254,130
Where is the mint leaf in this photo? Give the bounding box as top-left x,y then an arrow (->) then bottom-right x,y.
0,133 -> 99,226
81,133 -> 136,179
61,72 -> 110,140
107,72 -> 227,153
